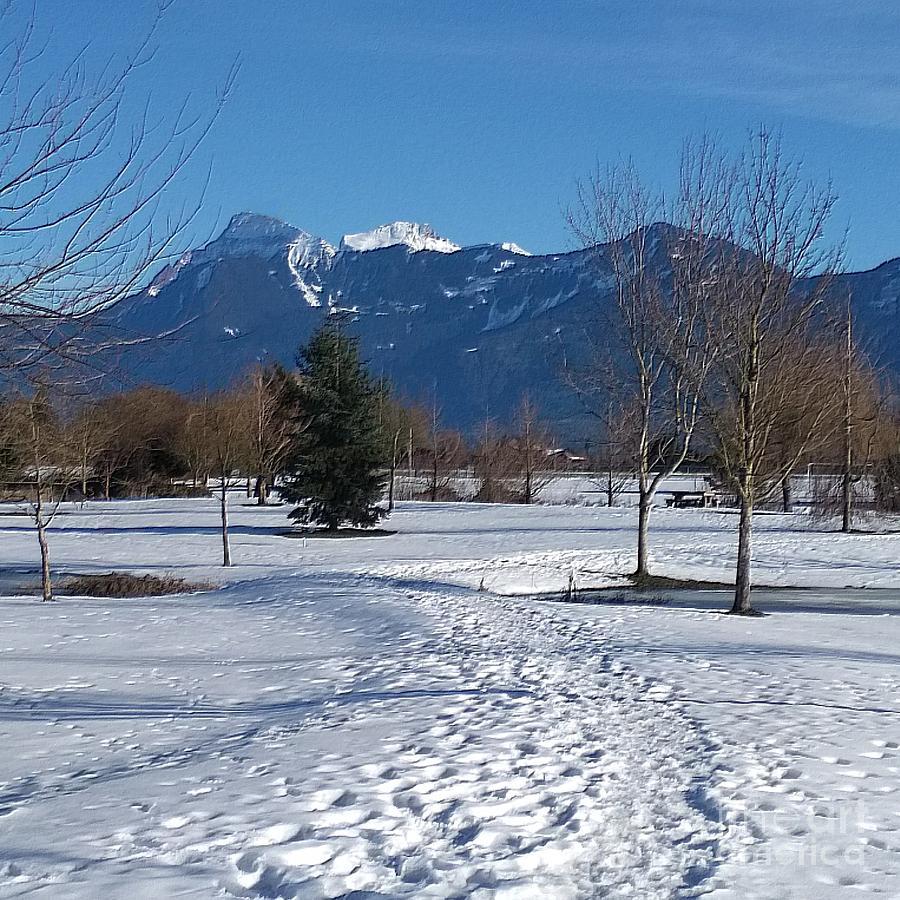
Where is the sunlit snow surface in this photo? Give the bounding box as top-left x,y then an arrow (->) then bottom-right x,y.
0,498 -> 898,898
340,222 -> 460,254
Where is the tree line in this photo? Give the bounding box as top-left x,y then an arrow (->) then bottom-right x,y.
6,283 -> 900,610
0,322 -> 571,600
567,129 -> 898,614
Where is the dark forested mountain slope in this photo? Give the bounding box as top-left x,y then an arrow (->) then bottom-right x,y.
102,213 -> 900,439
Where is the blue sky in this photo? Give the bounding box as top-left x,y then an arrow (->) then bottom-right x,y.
23,0 -> 900,269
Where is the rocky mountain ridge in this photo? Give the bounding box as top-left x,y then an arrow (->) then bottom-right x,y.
103,213 -> 900,439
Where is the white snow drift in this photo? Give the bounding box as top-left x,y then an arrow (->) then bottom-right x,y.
0,499 -> 897,898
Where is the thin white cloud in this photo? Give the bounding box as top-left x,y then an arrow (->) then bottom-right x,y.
327,1 -> 900,130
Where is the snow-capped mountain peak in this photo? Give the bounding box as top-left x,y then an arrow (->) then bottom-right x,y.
200,213 -> 335,264
500,242 -> 532,256
213,213 -> 302,255
141,213 -> 337,309
340,222 -> 460,254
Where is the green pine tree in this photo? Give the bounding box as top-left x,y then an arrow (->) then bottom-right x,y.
281,322 -> 388,530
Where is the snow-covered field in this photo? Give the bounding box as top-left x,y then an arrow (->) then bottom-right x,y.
0,498 -> 898,898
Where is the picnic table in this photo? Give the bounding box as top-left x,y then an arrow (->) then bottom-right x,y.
664,490 -> 719,509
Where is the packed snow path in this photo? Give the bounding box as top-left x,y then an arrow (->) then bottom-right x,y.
0,499 -> 898,897
585,603 -> 900,898
0,575 -> 724,897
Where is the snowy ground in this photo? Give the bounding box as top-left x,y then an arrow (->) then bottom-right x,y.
0,498 -> 898,897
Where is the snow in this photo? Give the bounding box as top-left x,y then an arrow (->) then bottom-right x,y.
0,498 -> 898,897
484,296 -> 529,330
205,213 -> 325,261
146,252 -> 193,297
500,242 -> 532,256
140,213 -> 338,313
340,222 -> 460,254
285,232 -> 335,308
287,232 -> 336,272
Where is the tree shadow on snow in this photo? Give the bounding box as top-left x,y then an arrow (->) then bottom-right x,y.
0,685 -> 532,723
0,524 -> 286,538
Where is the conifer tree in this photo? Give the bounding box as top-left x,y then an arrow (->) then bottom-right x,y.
281,323 -> 387,529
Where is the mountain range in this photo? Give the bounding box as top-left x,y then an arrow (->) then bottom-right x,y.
103,213 -> 900,441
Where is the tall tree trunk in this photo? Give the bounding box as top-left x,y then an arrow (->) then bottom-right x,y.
246,476 -> 252,497
781,476 -> 793,513
37,520 -> 52,601
606,469 -> 615,508
220,477 -> 232,567
430,447 -> 438,503
841,383 -> 853,533
732,328 -> 759,615
521,415 -> 534,504
841,461 -> 852,533
34,484 -> 52,601
256,475 -> 268,506
388,430 -> 399,511
635,492 -> 651,578
635,396 -> 653,580
841,303 -> 854,534
731,494 -> 754,614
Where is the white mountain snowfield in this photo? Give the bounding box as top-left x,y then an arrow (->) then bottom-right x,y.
340,222 -> 461,254
0,498 -> 898,898
499,242 -> 532,256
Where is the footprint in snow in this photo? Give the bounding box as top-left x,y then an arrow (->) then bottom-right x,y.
247,823 -> 304,846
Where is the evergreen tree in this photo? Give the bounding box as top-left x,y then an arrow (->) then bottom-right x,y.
281,322 -> 388,529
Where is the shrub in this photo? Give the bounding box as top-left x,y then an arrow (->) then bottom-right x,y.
60,573 -> 213,597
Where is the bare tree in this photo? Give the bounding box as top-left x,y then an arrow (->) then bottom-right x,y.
428,395 -> 444,502
0,381 -> 77,600
804,314 -> 884,528
244,366 -> 300,505
840,305 -> 856,531
835,302 -> 883,532
0,2 -> 236,375
0,4 -> 236,597
568,156 -> 715,579
63,399 -> 116,498
871,403 -> 900,513
593,399 -> 635,508
376,389 -> 427,511
424,393 -> 464,502
90,385 -> 189,497
204,391 -> 249,567
87,398 -> 135,500
472,417 -> 517,503
175,399 -> 213,491
510,395 -> 554,504
698,130 -> 842,614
